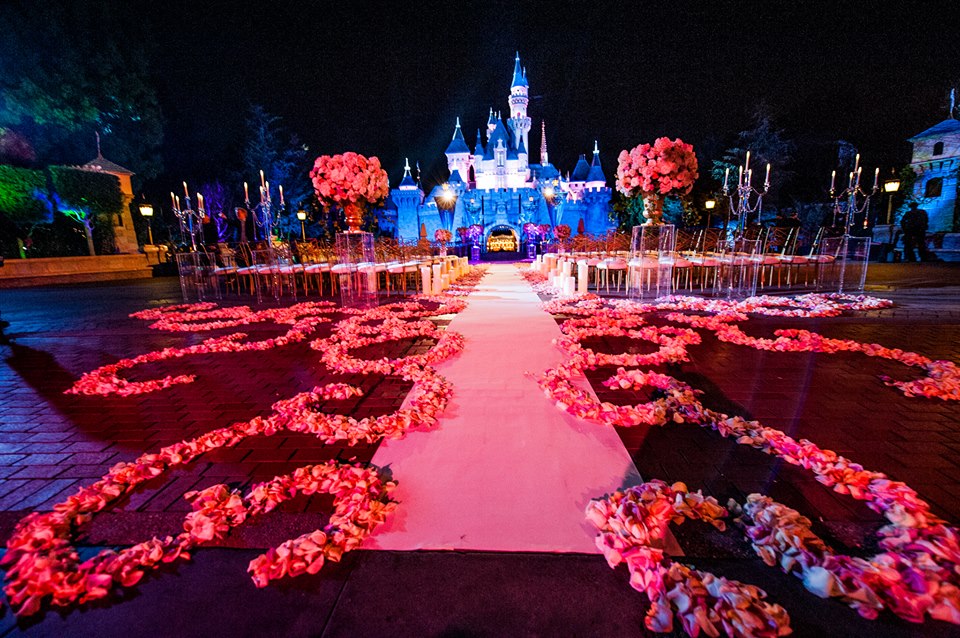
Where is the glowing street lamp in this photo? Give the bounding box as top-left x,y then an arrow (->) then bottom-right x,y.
883,178 -> 901,225
139,202 -> 155,245
296,208 -> 308,241
704,198 -> 716,228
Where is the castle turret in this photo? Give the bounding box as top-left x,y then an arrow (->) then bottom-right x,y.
507,53 -> 532,153
399,157 -> 417,190
445,117 -> 472,183
585,140 -> 607,189
394,157 -> 424,238
487,108 -> 498,141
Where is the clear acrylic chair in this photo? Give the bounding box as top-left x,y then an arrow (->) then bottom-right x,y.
175,252 -> 218,302
816,235 -> 871,293
714,237 -> 761,299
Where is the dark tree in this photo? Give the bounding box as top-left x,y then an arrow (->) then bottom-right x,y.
240,104 -> 311,237
710,104 -> 795,205
0,2 -> 163,179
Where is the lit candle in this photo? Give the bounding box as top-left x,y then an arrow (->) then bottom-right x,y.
171,191 -> 177,210
856,166 -> 862,188
873,167 -> 879,190
723,167 -> 729,190
848,171 -> 854,188
744,150 -> 751,174
279,185 -> 284,206
764,163 -> 771,186
197,193 -> 203,211
747,168 -> 753,187
853,153 -> 860,174
738,165 -> 743,187
259,186 -> 265,203
244,181 -> 249,202
265,181 -> 270,201
183,181 -> 189,199
830,170 -> 836,192
175,195 -> 181,210
260,170 -> 265,188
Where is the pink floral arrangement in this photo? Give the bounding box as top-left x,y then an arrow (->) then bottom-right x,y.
616,137 -> 699,197
466,224 -> 483,242
554,224 -> 571,242
309,152 -> 390,225
538,223 -> 551,238
523,222 -> 540,238
434,228 -> 453,244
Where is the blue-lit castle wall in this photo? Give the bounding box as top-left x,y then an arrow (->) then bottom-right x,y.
387,54 -> 614,245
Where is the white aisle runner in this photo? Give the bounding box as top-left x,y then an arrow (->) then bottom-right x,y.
367,263 -> 642,553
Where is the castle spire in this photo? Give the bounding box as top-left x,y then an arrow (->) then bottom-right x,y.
540,121 -> 549,165
587,142 -> 606,185
445,118 -> 470,155
511,52 -> 525,87
399,157 -> 417,190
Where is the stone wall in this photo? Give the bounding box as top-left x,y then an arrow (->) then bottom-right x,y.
0,254 -> 152,288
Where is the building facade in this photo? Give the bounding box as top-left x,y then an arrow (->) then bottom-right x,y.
908,114 -> 959,233
391,53 -> 614,250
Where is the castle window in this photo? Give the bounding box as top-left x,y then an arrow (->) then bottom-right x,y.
933,141 -> 944,156
924,177 -> 943,198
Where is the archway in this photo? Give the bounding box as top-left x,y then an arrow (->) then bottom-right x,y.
486,225 -> 519,253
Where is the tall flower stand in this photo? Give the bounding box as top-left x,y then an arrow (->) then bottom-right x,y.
629,224 -> 676,300
470,244 -> 481,263
336,231 -> 377,309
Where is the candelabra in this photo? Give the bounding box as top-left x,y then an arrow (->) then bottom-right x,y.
172,195 -> 205,252
823,155 -> 878,294
721,151 -> 770,236
829,157 -> 879,236
245,175 -> 286,242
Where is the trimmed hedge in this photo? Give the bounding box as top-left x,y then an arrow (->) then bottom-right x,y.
0,164 -> 122,257
0,165 -> 48,225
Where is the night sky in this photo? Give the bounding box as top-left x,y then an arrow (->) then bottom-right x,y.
138,0 -> 960,194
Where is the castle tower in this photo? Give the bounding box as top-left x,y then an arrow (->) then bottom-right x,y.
394,157 -> 424,238
540,121 -> 549,166
445,117 -> 472,182
473,129 -> 485,185
507,52 -> 531,153
487,108 -> 498,141
585,140 -> 607,189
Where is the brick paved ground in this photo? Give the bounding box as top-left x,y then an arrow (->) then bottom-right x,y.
0,280 -> 426,541
1,268 -> 960,637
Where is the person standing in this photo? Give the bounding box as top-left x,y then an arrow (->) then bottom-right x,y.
900,202 -> 929,262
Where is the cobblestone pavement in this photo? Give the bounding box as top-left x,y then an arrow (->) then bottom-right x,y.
1,267 -> 959,637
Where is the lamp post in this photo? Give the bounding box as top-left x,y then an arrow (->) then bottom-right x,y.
139,202 -> 155,245
296,209 -> 308,241
704,198 -> 716,229
883,177 -> 901,225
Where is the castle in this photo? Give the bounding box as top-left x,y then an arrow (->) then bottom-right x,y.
389,53 -> 614,250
